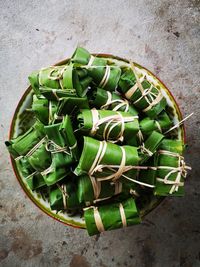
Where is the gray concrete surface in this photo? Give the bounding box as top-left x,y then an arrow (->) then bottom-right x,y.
0,0 -> 200,266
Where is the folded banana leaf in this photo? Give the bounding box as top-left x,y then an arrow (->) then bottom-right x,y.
119,67 -> 166,118
139,131 -> 164,163
45,115 -> 79,161
29,64 -> 92,98
77,109 -> 139,143
84,197 -> 141,236
140,111 -> 172,136
38,86 -> 77,101
27,142 -> 51,171
92,87 -> 138,116
154,139 -> 188,196
74,136 -> 139,185
56,96 -> 89,117
59,115 -> 79,161
49,181 -> 81,210
41,153 -> 71,186
5,120 -> 45,158
77,175 -> 137,206
26,173 -> 46,190
71,47 -> 121,91
32,95 -> 49,124
71,47 -> 91,65
138,156 -> 157,186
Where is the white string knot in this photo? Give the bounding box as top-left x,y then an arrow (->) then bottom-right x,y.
45,140 -> 71,155
100,91 -> 130,112
125,62 -> 164,112
140,143 -> 154,157
156,150 -> 191,194
90,109 -> 138,143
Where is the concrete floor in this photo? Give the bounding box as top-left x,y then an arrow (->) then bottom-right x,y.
0,0 -> 200,266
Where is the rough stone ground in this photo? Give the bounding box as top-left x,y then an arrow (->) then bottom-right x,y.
0,1 -> 199,266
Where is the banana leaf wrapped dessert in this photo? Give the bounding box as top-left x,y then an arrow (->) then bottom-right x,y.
119,63 -> 167,118
84,198 -> 141,236
15,156 -> 46,190
29,64 -> 92,98
71,47 -> 121,91
49,180 -> 80,211
154,139 -> 190,196
55,96 -> 89,117
77,109 -> 139,143
6,46 -> 191,236
5,120 -> 45,158
74,136 -> 142,186
77,175 -> 138,206
91,87 -> 138,115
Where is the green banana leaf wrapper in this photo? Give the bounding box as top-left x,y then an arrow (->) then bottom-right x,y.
84,197 -> 141,236
138,156 -> 157,186
74,136 -> 139,184
32,95 -> 49,124
71,47 -> 121,91
91,87 -> 138,116
32,95 -> 59,125
119,68 -> 167,118
56,96 -> 89,117
29,64 -> 92,98
5,120 -> 45,158
77,109 -> 139,143
38,86 -> 77,101
45,115 -> 79,161
140,111 -> 172,136
49,180 -> 81,210
77,175 -> 137,206
41,116 -> 78,186
27,142 -> 51,172
139,131 -> 164,163
15,157 -> 46,190
154,139 -> 187,196
40,153 -> 72,186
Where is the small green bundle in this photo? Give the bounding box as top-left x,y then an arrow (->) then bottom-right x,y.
84,198 -> 141,236
6,46 -> 191,236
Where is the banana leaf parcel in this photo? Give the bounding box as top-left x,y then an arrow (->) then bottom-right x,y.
5,46 -> 191,236
119,63 -> 166,118
154,139 -> 190,196
71,47 -> 121,91
77,175 -> 137,206
92,87 -> 138,116
74,136 -> 141,185
77,109 -> 139,143
84,197 -> 141,236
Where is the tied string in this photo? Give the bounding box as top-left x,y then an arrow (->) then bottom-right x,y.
100,91 -> 130,112
99,65 -> 111,88
155,120 -> 162,133
89,177 -> 123,203
25,136 -> 47,158
57,183 -> 69,210
164,112 -> 193,134
125,62 -> 163,112
88,141 -> 155,188
39,66 -> 77,91
119,203 -> 127,227
83,206 -> 105,233
139,143 -> 154,157
90,109 -> 138,143
45,140 -> 71,155
83,202 -> 127,233
39,66 -> 65,89
156,150 -> 191,194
